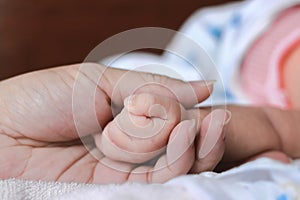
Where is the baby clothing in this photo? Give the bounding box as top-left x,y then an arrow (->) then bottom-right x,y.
163,0 -> 300,107
240,5 -> 300,109
167,158 -> 300,200
102,0 -> 300,108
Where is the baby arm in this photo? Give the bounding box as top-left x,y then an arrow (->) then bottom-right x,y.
193,105 -> 299,169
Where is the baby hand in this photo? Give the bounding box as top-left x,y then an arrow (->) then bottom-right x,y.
98,93 -> 192,164
94,92 -> 231,183
94,93 -> 198,183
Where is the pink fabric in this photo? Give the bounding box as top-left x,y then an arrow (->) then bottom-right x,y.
240,6 -> 300,109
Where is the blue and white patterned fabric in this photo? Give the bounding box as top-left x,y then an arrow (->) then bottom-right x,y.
101,0 -> 300,106
166,158 -> 300,200
162,0 -> 300,105
55,158 -> 300,200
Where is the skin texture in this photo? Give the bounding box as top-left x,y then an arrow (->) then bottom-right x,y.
98,92 -> 231,183
0,63 -> 222,184
99,93 -> 188,164
100,95 -> 296,174
0,63 -> 297,184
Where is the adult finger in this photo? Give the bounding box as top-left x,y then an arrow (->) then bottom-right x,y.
190,109 -> 231,173
0,63 -> 213,142
148,120 -> 197,183
94,120 -> 196,184
102,66 -> 214,109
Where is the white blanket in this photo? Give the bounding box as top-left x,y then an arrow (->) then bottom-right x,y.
1,158 -> 300,200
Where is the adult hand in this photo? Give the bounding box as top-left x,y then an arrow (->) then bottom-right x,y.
0,63 -> 223,183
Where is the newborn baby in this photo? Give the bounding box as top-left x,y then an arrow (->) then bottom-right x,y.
96,92 -> 229,183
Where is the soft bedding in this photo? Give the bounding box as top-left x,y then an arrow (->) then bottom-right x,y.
1,158 -> 300,200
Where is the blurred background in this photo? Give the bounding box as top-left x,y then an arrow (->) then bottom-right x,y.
0,0 -> 239,80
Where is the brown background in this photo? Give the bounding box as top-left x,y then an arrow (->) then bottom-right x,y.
0,0 -> 239,80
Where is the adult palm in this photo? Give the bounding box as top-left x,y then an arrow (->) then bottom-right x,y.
0,63 -> 216,184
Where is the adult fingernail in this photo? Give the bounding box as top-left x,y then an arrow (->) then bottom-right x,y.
190,80 -> 216,86
198,109 -> 226,159
124,95 -> 135,107
205,80 -> 217,86
223,110 -> 232,125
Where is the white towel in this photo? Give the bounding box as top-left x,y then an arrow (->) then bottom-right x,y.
1,158 -> 299,200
